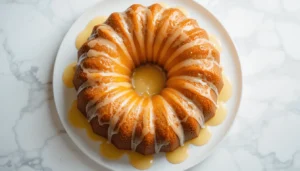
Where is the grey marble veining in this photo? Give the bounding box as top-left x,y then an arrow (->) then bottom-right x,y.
0,0 -> 300,170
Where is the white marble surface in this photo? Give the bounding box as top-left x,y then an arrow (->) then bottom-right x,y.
0,0 -> 299,170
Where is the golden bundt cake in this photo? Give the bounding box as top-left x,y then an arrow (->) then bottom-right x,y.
73,3 -> 223,155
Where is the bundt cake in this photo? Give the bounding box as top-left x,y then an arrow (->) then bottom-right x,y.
73,3 -> 223,155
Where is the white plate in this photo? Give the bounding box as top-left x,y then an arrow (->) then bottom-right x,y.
53,0 -> 242,170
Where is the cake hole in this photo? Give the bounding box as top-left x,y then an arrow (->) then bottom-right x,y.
132,64 -> 166,96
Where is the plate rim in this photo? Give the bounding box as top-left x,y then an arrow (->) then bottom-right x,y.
52,0 -> 243,170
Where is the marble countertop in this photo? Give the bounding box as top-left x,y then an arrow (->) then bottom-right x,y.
1,0 -> 300,170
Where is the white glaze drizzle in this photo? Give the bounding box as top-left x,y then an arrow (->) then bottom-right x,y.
88,38 -> 117,50
74,3 -> 223,153
87,89 -> 132,121
168,58 -> 218,76
129,6 -> 147,60
131,98 -> 145,150
107,93 -> 137,142
169,75 -> 218,96
168,76 -> 217,106
153,10 -> 182,61
86,72 -> 129,79
158,20 -> 194,63
155,141 -> 169,153
80,82 -> 131,97
160,96 -> 185,146
165,38 -> 210,66
184,82 -> 217,107
77,53 -> 87,66
166,88 -> 205,128
96,24 -> 134,66
86,49 -> 130,72
117,12 -> 139,65
85,88 -> 121,118
117,97 -> 144,131
146,7 -> 165,61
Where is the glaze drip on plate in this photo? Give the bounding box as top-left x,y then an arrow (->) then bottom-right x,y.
76,16 -> 108,49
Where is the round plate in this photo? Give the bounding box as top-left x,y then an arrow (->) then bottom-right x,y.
53,0 -> 242,170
